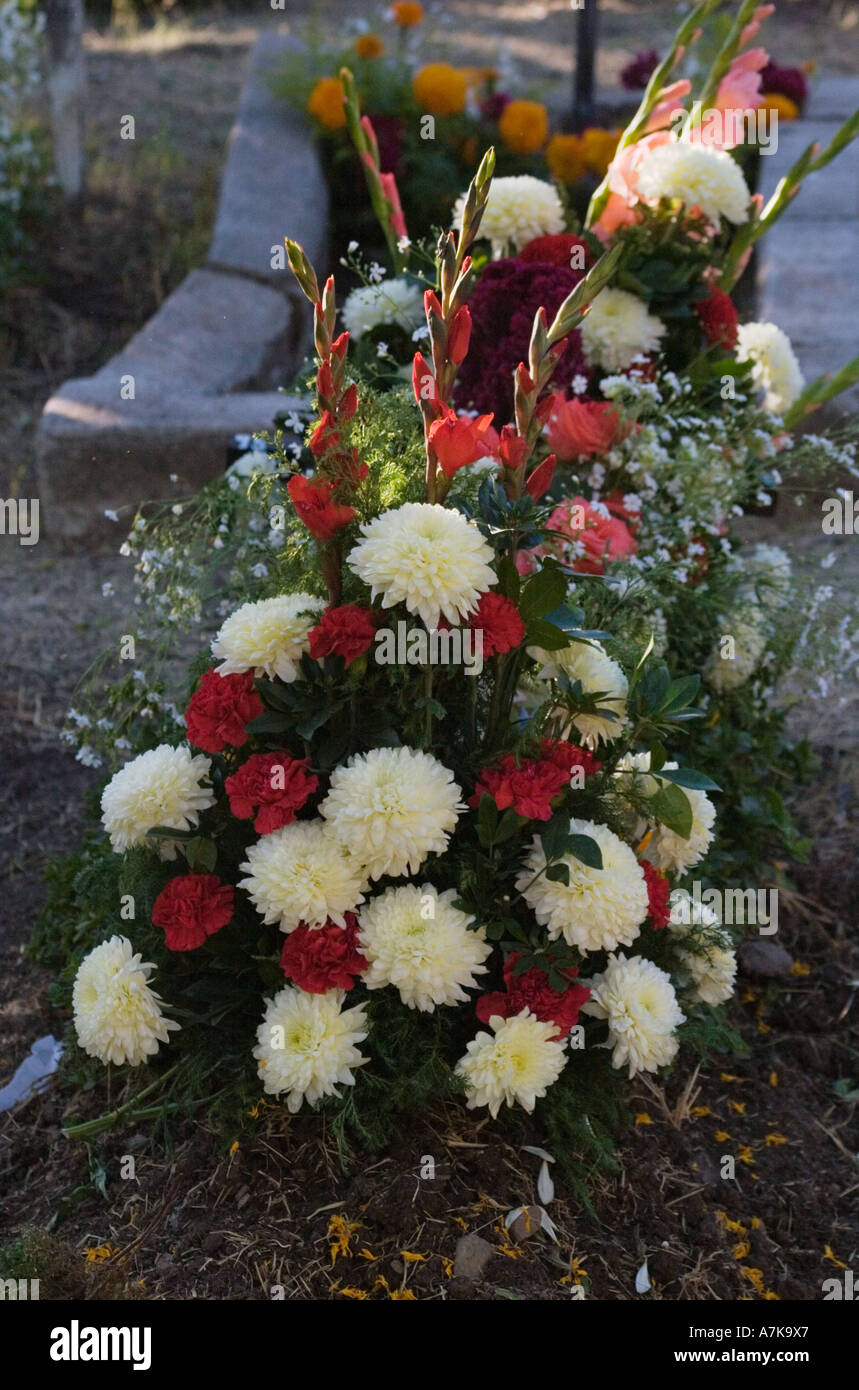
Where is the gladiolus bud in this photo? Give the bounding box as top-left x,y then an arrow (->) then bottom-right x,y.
448,306 -> 472,366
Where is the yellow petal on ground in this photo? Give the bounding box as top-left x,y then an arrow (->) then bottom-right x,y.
769,1071 -> 778,1087
824,1245 -> 847,1268
401,1251 -> 427,1262
691,1105 -> 711,1117
720,1072 -> 740,1082
715,1129 -> 731,1142
764,1133 -> 787,1147
790,961 -> 811,976
729,1101 -> 747,1114
635,1112 -> 653,1125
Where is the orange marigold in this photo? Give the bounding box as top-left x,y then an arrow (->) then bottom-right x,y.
761,92 -> 799,120
391,1 -> 425,26
546,132 -> 587,183
581,126 -> 621,175
498,99 -> 549,155
307,76 -> 347,130
412,62 -> 468,116
355,33 -> 385,59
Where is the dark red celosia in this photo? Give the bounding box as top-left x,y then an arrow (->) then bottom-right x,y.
185,669 -> 264,754
759,61 -> 808,108
694,287 -> 739,350
225,752 -> 318,834
539,738 -> 602,780
518,234 -> 593,270
280,913 -> 368,993
640,858 -> 671,929
308,604 -> 377,665
620,49 -> 660,90
152,873 -> 234,952
476,952 -> 590,1039
452,259 -> 589,423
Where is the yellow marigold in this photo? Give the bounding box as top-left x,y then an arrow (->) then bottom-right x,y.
581,126 -> 621,175
391,1 -> 424,26
498,99 -> 549,155
545,132 -> 587,183
355,33 -> 385,59
307,76 -> 347,130
413,63 -> 468,116
761,92 -> 799,120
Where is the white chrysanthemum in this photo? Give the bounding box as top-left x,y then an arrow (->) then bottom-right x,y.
342,277 -> 425,340
358,884 -> 491,1011
320,746 -> 464,880
254,986 -> 368,1112
645,784 -> 716,875
704,607 -> 767,691
73,936 -> 179,1067
580,288 -> 665,372
239,820 -> 366,931
455,1010 -> 568,1116
529,638 -> 628,747
680,943 -> 737,1006
583,953 -> 685,1077
211,592 -> 324,682
516,818 -> 648,952
637,139 -> 750,225
100,744 -> 214,857
736,321 -> 804,413
454,174 -> 564,258
347,502 -> 496,629
666,889 -> 721,936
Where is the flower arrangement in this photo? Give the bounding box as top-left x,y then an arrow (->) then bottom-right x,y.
52,155 -> 751,1166
272,6 -> 622,246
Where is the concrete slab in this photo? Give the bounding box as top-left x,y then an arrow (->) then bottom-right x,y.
36,35 -> 328,539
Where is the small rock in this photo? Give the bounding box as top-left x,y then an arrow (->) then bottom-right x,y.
201,1231 -> 225,1255
453,1232 -> 493,1281
738,940 -> 794,978
508,1206 -> 544,1243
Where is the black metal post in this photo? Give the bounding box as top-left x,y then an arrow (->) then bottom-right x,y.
572,0 -> 599,133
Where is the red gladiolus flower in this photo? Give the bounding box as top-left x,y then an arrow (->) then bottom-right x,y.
694,287 -> 739,349
308,604 -> 377,665
525,452 -> 556,500
280,913 -> 367,993
225,753 -> 318,834
379,170 -> 408,240
152,874 -> 234,952
540,738 -> 602,780
185,669 -> 264,754
545,392 -> 627,461
496,423 -> 530,471
640,858 -> 671,928
288,475 -> 356,542
547,495 -> 638,574
448,306 -> 472,365
517,233 -> 593,270
308,411 -> 339,457
476,953 -> 590,1039
412,352 -> 440,411
427,409 -> 495,477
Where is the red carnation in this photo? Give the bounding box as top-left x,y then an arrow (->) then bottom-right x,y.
540,738 -> 602,780
518,234 -> 593,270
694,287 -> 738,350
185,669 -> 264,754
152,873 -> 234,952
640,858 -> 671,929
470,753 -> 568,821
287,474 -> 356,542
476,953 -> 589,1039
280,913 -> 367,993
308,604 -> 377,666
225,752 -> 318,834
469,591 -> 525,657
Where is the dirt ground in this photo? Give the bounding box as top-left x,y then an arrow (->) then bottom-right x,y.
1,0 -> 858,1301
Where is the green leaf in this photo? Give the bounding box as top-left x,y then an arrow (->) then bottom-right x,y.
567,834 -> 603,870
545,862 -> 571,885
184,838 -> 218,873
525,618 -> 571,651
476,792 -> 499,846
295,702 -> 338,740
650,782 -> 693,839
495,808 -> 521,843
660,674 -> 701,713
657,767 -> 721,792
649,740 -> 667,774
146,825 -> 199,842
519,562 -> 568,620
246,711 -> 293,735
540,812 -> 572,862
496,555 -> 521,604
